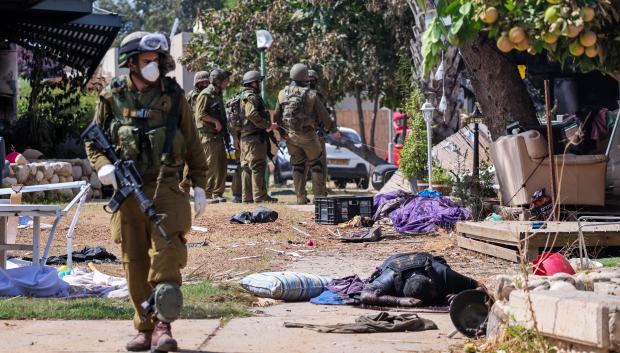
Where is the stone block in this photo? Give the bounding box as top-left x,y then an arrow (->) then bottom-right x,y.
509,290 -> 620,349
49,174 -> 59,185
35,170 -> 44,183
59,175 -> 72,183
42,165 -> 54,180
2,177 -> 17,187
72,165 -> 83,180
81,159 -> 92,176
594,282 -> 620,296
56,162 -> 72,177
89,172 -> 101,189
14,165 -> 29,184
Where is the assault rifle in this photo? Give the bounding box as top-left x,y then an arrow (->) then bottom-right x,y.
81,123 -> 170,243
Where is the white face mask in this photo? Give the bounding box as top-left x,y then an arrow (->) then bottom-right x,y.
140,62 -> 160,83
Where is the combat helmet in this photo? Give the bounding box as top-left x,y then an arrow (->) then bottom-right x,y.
242,70 -> 264,85
290,63 -> 309,82
118,31 -> 175,73
194,71 -> 210,86
210,68 -> 232,85
308,69 -> 319,81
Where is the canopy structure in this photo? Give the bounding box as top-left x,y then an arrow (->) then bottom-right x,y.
0,0 -> 122,83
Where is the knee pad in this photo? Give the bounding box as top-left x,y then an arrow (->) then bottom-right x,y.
151,282 -> 183,323
293,163 -> 306,173
311,160 -> 324,173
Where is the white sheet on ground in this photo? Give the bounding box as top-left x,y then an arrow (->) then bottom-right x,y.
63,267 -> 128,298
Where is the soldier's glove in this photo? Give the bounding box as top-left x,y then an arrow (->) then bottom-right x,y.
97,164 -> 117,189
193,186 -> 207,218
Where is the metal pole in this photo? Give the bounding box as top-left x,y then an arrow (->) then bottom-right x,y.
259,49 -> 266,101
426,119 -> 433,190
472,122 -> 480,195
387,109 -> 394,164
544,80 -> 558,221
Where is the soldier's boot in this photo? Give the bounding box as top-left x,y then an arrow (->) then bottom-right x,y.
232,195 -> 242,203
125,330 -> 152,352
150,321 -> 177,352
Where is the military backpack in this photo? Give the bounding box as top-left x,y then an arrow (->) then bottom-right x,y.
225,92 -> 245,134
282,86 -> 310,133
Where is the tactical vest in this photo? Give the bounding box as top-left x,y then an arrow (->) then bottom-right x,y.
102,76 -> 186,178
225,91 -> 246,134
281,85 -> 312,133
370,252 -> 447,293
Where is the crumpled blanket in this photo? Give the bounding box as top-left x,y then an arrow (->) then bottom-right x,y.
44,246 -> 119,265
327,275 -> 365,297
374,191 -> 470,234
230,206 -> 278,224
284,312 -> 438,333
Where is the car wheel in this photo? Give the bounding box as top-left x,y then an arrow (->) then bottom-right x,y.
334,180 -> 347,189
358,178 -> 369,189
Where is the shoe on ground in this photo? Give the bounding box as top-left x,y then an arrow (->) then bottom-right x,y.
215,196 -> 227,203
151,321 -> 177,352
205,198 -> 220,204
126,330 -> 152,352
243,200 -> 254,204
256,196 -> 278,203
232,196 -> 242,203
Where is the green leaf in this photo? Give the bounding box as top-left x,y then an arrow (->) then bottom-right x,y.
451,17 -> 464,34
443,1 -> 461,15
459,2 -> 472,16
504,0 -> 515,12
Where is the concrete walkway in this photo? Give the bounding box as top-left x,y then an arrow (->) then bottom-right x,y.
1,304 -> 463,353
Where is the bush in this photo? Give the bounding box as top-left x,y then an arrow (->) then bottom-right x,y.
398,88 -> 428,180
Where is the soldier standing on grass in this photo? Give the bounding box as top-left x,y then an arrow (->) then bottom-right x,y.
273,63 -> 341,205
195,68 -> 232,204
84,31 -> 208,352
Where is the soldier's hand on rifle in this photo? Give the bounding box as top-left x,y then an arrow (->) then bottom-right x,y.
331,130 -> 342,139
98,164 -> 118,189
193,186 -> 207,218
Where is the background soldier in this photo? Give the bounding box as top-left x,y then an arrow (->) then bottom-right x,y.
308,69 -> 337,192
180,70 -> 210,193
195,68 -> 231,203
273,63 -> 341,205
239,70 -> 279,203
84,31 -> 207,352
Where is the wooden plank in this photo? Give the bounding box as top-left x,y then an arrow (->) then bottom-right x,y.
456,235 -> 519,262
456,221 -> 521,242
527,233 -> 620,248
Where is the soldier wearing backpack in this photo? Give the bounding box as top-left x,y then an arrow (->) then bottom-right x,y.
308,69 -> 337,191
273,63 -> 341,205
228,70 -> 279,203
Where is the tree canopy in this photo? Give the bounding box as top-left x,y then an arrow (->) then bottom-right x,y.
422,0 -> 620,76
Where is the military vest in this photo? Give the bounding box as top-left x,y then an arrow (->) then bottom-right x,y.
370,252 -> 447,293
102,76 -> 186,178
240,89 -> 269,137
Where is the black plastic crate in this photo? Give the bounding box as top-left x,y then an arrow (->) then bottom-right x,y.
314,196 -> 375,225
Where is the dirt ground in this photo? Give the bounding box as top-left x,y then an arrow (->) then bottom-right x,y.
12,187 -> 518,285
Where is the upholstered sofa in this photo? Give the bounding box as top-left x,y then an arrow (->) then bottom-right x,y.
491,130 -> 607,206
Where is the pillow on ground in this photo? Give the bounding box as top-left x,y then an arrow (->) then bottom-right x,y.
240,271 -> 331,302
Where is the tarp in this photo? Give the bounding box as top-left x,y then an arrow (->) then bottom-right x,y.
374,191 -> 470,234
0,265 -> 68,297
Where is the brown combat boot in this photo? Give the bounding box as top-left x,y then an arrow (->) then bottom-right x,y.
125,330 -> 152,352
150,321 -> 177,352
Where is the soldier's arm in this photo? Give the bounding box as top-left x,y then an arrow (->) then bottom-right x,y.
313,93 -> 337,133
180,97 -> 208,189
244,95 -> 271,130
272,92 -> 283,126
84,96 -> 112,171
195,93 -> 220,127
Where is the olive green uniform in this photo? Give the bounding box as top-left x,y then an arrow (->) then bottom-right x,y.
273,83 -> 336,203
231,135 -> 242,199
180,87 -> 205,192
195,84 -> 227,199
312,88 -> 335,188
85,76 -> 207,332
239,87 -> 271,202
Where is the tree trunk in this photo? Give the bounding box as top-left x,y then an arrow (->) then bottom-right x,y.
369,94 -> 380,154
460,36 -> 539,139
354,87 -> 368,149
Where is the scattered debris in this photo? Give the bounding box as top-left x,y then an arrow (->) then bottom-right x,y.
191,225 -> 209,233
292,226 -> 311,237
230,206 -> 278,224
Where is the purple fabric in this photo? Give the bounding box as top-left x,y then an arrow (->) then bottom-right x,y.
327,275 -> 365,297
389,196 -> 470,234
373,190 -> 415,221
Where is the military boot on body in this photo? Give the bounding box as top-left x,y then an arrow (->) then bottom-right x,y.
125,330 -> 152,352
150,321 -> 177,352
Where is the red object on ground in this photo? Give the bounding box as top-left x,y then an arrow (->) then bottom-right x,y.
532,252 -> 575,276
6,152 -> 20,163
306,239 -> 314,247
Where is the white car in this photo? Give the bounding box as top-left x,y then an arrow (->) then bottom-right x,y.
274,127 -> 371,189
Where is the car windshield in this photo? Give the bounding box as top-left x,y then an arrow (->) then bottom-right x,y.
341,130 -> 361,144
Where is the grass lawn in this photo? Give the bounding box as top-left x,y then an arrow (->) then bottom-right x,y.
0,281 -> 251,320
598,257 -> 620,267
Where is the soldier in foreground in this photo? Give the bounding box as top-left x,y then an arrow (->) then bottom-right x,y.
195,68 -> 232,203
273,63 -> 341,204
84,31 -> 207,352
238,70 -> 279,203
